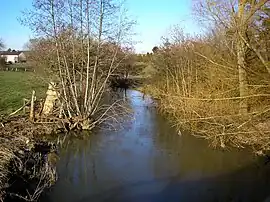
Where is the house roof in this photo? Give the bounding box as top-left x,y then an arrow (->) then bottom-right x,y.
0,51 -> 22,56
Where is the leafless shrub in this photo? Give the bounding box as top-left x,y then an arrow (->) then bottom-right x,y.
21,0 -> 135,129
146,11 -> 270,153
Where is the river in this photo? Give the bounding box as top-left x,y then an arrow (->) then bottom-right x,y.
40,90 -> 270,202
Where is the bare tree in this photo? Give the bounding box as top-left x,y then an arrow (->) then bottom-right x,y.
0,39 -> 4,50
144,1 -> 270,152
0,39 -> 5,67
193,0 -> 269,114
22,0 -> 135,129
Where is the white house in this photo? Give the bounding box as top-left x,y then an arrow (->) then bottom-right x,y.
0,51 -> 26,64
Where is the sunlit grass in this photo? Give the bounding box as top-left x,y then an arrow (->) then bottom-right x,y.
0,71 -> 47,115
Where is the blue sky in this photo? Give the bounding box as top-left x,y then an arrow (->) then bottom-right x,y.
0,0 -> 199,53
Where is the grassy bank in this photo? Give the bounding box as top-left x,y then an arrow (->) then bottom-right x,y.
0,71 -> 46,115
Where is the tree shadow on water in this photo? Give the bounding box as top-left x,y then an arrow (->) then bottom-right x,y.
75,157 -> 270,202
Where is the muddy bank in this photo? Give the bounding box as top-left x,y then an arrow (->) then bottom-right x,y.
0,115 -> 59,201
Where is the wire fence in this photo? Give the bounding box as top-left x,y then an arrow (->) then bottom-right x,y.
0,66 -> 35,72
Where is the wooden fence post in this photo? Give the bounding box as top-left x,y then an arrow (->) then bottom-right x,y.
23,99 -> 26,114
30,90 -> 36,121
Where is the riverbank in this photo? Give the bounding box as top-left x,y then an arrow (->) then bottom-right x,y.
0,71 -> 57,201
0,70 -> 128,201
141,82 -> 270,155
137,25 -> 270,154
0,115 -> 59,201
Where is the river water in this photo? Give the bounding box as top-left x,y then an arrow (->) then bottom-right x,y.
40,90 -> 270,202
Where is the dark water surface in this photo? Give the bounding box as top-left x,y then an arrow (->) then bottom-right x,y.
40,90 -> 270,202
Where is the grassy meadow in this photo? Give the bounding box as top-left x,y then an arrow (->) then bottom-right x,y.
0,71 -> 47,115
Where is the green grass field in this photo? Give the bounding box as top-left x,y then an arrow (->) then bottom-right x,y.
0,71 -> 47,115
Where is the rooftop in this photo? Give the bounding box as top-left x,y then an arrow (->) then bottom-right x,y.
0,51 -> 22,56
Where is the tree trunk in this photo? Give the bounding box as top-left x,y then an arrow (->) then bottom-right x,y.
237,0 -> 248,115
42,83 -> 58,116
237,40 -> 248,114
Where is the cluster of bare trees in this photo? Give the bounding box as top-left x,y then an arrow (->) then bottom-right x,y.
22,0 -> 135,129
0,39 -> 5,67
0,39 -> 4,50
147,0 -> 270,153
194,0 -> 270,114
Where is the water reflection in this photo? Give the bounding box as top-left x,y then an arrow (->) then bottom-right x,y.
40,90 -> 270,202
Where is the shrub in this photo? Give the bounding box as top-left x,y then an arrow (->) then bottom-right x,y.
144,31 -> 270,154
0,58 -> 6,68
